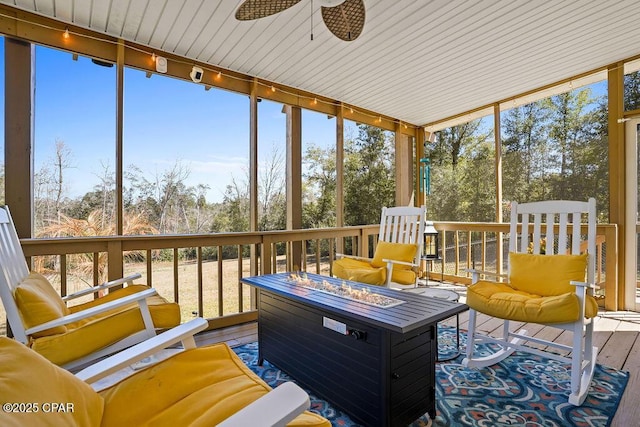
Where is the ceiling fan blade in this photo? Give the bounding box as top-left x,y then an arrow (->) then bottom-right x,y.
235,0 -> 302,20
321,0 -> 365,41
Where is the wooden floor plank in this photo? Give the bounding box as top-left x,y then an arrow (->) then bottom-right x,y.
611,332 -> 640,427
598,331 -> 638,370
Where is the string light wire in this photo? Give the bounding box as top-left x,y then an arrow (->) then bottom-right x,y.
0,11 -> 419,131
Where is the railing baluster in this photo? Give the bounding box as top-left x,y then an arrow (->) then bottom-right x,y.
467,230 -> 475,269
93,252 -> 100,298
197,247 -> 203,317
146,249 -> 152,287
481,232 -> 487,272
454,231 -> 460,276
173,248 -> 179,303
217,245 -> 223,317
238,244 -> 243,313
60,254 -> 67,298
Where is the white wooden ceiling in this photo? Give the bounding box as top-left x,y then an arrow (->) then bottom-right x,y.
4,0 -> 640,126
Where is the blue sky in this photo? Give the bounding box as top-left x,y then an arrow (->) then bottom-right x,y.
0,40 -> 343,203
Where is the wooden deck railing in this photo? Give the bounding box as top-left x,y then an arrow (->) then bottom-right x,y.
12,221 -> 619,334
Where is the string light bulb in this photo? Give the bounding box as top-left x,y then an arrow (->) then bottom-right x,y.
63,27 -> 70,39
271,85 -> 276,92
217,71 -> 222,79
350,107 -> 354,114
151,53 -> 156,62
313,98 -> 318,105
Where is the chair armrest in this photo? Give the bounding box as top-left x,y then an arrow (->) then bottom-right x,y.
25,288 -> 157,335
335,253 -> 372,262
62,273 -> 143,301
382,258 -> 417,268
570,280 -> 600,290
465,268 -> 507,284
76,318 -> 209,383
217,381 -> 310,427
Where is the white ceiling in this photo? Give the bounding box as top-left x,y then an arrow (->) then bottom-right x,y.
3,0 -> 640,127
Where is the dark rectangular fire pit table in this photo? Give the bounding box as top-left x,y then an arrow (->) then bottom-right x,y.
240,272 -> 468,427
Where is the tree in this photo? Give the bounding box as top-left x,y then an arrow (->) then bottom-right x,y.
344,125 -> 395,226
33,139 -> 74,233
303,144 -> 336,229
624,70 -> 640,111
502,101 -> 549,203
258,145 -> 286,231
426,119 -> 493,221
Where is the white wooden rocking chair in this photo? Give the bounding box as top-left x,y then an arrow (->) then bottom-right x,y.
0,205 -> 180,370
1,318 -> 327,427
333,205 -> 426,288
463,198 -> 598,406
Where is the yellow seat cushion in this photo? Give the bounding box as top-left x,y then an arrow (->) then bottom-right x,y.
334,241 -> 418,286
333,257 -> 386,285
68,285 -> 181,329
31,307 -> 154,366
371,241 -> 418,269
99,343 -> 330,427
467,280 -> 599,323
14,273 -> 71,337
0,337 -> 104,427
509,252 -> 588,296
20,281 -> 180,366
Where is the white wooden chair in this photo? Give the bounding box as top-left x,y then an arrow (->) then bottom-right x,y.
0,205 -> 180,370
463,198 -> 598,406
1,318 -> 326,427
333,206 -> 426,288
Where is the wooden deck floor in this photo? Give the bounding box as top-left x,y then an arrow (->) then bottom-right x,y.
197,304 -> 640,427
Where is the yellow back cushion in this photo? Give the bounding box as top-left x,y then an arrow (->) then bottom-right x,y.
0,337 -> 104,427
509,252 -> 588,296
371,241 -> 417,270
14,273 -> 70,337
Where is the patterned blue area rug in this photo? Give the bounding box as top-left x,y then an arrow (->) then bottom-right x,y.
232,327 -> 628,427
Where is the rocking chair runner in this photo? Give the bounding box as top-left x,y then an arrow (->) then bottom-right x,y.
463,198 -> 599,406
333,205 -> 426,288
0,205 -> 180,370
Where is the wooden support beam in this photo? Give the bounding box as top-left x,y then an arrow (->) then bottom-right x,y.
336,104 -> 345,254
286,105 -> 302,270
395,122 -> 412,206
493,104 -> 504,275
415,128 -> 425,209
249,79 -> 259,277
608,64 -> 624,311
4,37 -> 34,238
115,40 -> 124,236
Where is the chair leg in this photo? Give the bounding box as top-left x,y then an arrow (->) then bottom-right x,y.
464,309 -> 478,363
462,314 -> 525,369
568,321 -> 597,406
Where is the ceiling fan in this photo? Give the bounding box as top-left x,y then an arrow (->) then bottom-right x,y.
235,0 -> 365,41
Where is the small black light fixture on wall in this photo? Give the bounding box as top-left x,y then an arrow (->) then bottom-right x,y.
423,221 -> 439,260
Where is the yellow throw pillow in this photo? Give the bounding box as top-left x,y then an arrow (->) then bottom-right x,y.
371,241 -> 417,270
509,252 -> 588,296
14,274 -> 69,337
0,337 -> 104,427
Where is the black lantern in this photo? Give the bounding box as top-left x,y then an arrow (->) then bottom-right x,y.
423,221 -> 439,260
